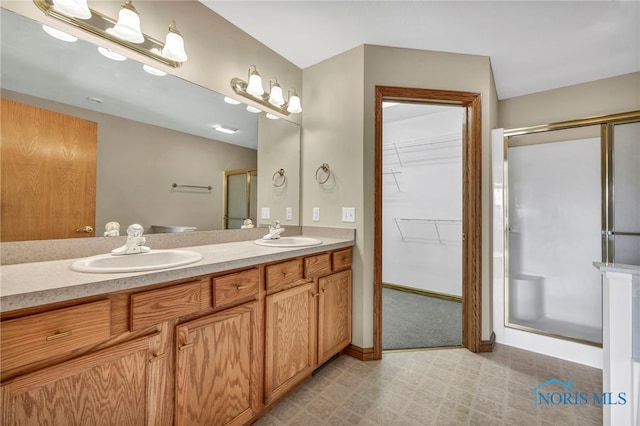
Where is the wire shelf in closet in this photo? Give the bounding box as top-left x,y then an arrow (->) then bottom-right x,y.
383,133 -> 461,167
392,218 -> 462,243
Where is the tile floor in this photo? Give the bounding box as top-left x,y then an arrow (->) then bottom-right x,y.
254,344 -> 603,425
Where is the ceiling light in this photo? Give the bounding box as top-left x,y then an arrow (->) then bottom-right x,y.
268,77 -> 285,107
246,105 -> 261,113
246,65 -> 264,97
51,0 -> 91,19
98,46 -> 127,61
161,21 -> 187,62
42,25 -> 78,42
224,97 -> 241,105
109,0 -> 144,43
213,125 -> 238,134
287,88 -> 302,114
143,64 -> 166,76
266,113 -> 280,120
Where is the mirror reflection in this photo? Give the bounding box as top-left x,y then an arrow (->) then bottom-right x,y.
0,8 -> 300,242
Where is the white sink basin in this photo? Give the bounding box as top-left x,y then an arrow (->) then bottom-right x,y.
254,237 -> 322,248
70,249 -> 203,273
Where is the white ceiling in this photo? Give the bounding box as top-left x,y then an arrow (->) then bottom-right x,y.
202,0 -> 640,100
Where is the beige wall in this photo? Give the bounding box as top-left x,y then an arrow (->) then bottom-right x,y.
2,1 -> 302,125
2,89 -> 257,233
499,72 -> 640,129
303,45 -> 497,348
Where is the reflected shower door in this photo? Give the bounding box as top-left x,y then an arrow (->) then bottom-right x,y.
612,122 -> 640,265
507,137 -> 603,344
224,168 -> 257,229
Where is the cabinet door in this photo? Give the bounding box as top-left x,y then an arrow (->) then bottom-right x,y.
175,301 -> 261,426
264,282 -> 316,404
1,333 -> 162,426
318,270 -> 352,365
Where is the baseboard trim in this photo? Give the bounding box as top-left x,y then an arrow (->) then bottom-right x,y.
343,344 -> 376,361
382,282 -> 462,303
479,331 -> 496,352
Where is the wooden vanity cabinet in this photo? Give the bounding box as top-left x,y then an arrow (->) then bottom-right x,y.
175,300 -> 262,426
1,332 -> 163,426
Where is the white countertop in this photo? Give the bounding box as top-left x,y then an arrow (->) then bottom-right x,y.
593,262 -> 640,275
0,236 -> 354,312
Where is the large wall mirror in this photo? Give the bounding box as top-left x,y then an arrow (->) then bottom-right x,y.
0,8 -> 300,242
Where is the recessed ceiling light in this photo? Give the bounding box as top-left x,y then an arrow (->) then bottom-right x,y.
142,64 -> 166,76
213,125 -> 238,134
42,25 -> 78,42
224,96 -> 241,105
246,105 -> 261,113
97,46 -> 127,61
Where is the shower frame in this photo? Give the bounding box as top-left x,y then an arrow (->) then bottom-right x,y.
502,110 -> 640,346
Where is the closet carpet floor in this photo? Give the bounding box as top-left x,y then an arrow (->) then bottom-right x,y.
382,287 -> 462,350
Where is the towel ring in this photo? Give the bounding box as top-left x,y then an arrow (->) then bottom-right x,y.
272,169 -> 286,187
315,163 -> 331,184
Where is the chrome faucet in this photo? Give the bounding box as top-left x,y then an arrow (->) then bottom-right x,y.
262,220 -> 285,240
111,224 -> 151,255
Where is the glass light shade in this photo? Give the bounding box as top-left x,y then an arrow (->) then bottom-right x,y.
42,25 -> 78,42
246,73 -> 264,97
287,94 -> 302,113
143,64 -> 166,76
268,84 -> 285,107
214,125 -> 238,134
162,31 -> 187,62
52,0 -> 91,19
98,46 -> 127,61
110,6 -> 144,43
246,105 -> 261,113
266,113 -> 280,120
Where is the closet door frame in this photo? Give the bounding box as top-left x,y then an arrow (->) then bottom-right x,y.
373,86 -> 483,357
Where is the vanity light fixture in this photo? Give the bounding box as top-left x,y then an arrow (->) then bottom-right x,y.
246,105 -> 261,114
42,24 -> 78,42
230,65 -> 302,116
213,125 -> 238,134
268,78 -> 285,107
51,0 -> 90,19
34,0 -> 188,68
108,0 -> 144,43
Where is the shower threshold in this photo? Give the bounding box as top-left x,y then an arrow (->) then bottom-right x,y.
508,316 -> 602,346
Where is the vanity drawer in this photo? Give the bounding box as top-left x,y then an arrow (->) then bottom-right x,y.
304,253 -> 332,280
0,300 -> 111,372
130,281 -> 202,331
213,268 -> 259,308
332,248 -> 352,271
266,259 -> 304,291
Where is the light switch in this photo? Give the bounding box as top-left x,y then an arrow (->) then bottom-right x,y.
342,207 -> 356,223
312,207 -> 320,222
261,207 -> 270,219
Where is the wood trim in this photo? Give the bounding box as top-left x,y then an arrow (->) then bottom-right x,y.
479,331 -> 496,353
382,282 -> 462,303
342,344 -> 376,361
374,86 -> 485,358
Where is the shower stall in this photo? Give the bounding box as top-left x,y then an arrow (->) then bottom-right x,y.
503,114 -> 640,345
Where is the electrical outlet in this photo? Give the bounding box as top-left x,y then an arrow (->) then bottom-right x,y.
342,207 -> 356,223
312,207 -> 320,222
286,207 -> 293,221
261,207 -> 270,220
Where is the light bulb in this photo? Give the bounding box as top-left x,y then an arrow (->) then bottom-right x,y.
268,83 -> 285,107
246,66 -> 264,97
287,94 -> 302,114
52,0 -> 91,19
109,1 -> 144,43
162,22 -> 187,62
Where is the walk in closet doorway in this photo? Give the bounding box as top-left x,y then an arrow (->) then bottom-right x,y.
381,102 -> 464,350
373,86 -> 483,358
